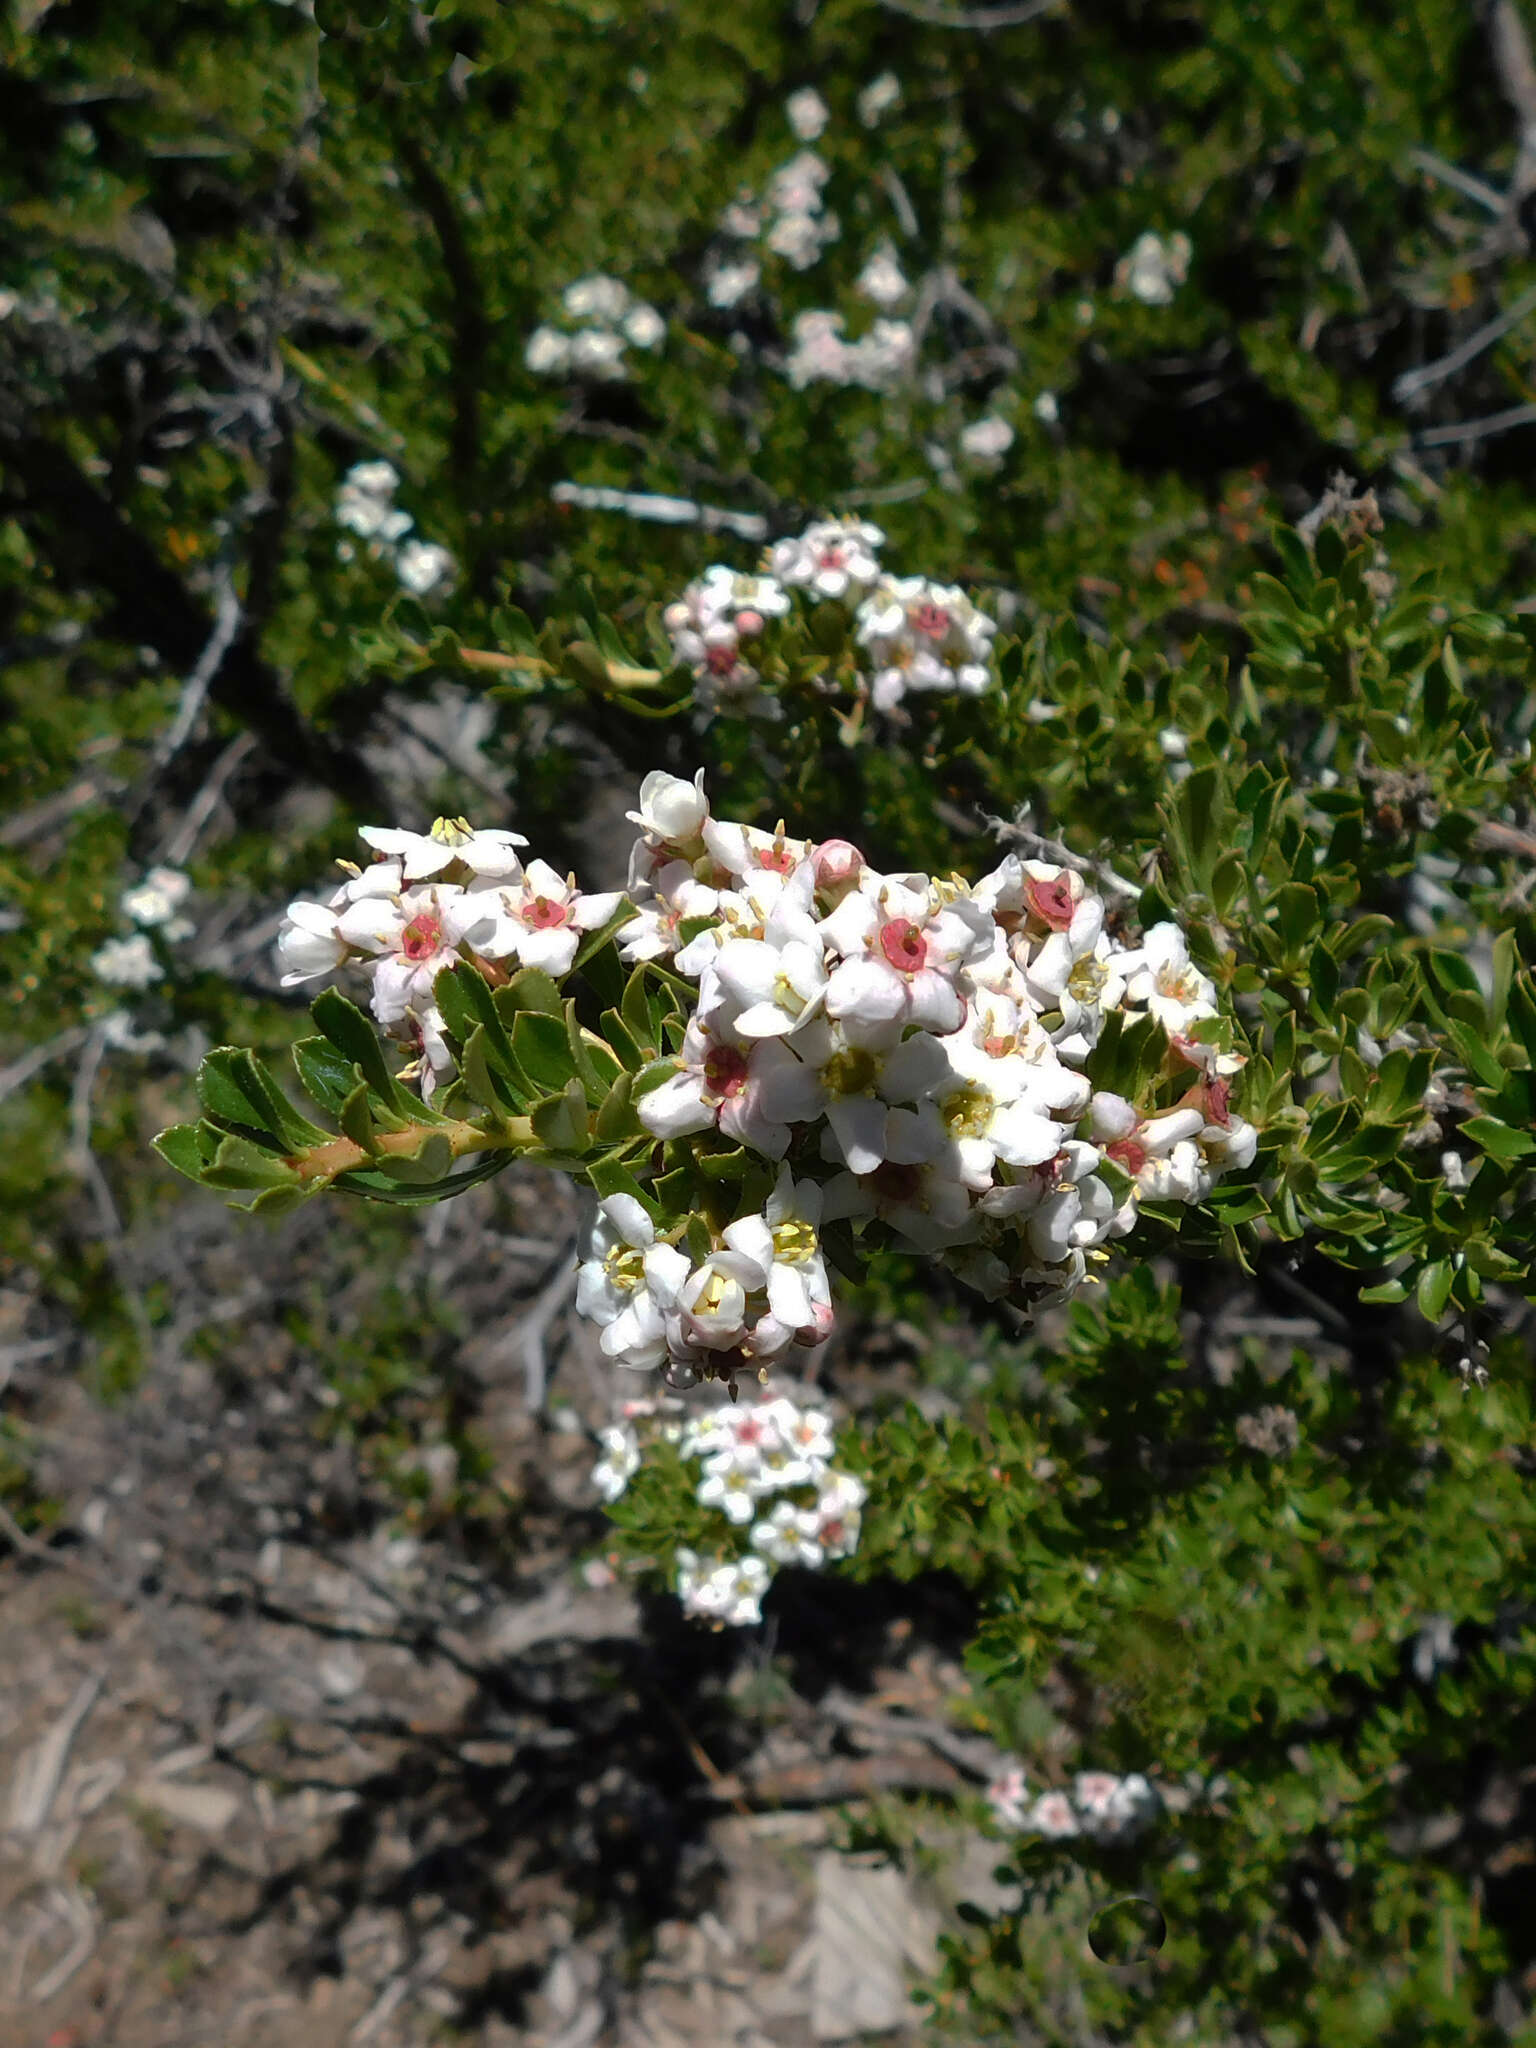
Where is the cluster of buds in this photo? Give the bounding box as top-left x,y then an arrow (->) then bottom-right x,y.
274,767 -> 1256,1390
663,517 -> 1000,718
987,1762 -> 1163,1844
593,1387 -> 866,1627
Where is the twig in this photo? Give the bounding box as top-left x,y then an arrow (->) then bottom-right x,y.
1489,0 -> 1536,196
1414,399 -> 1536,446
7,1675 -> 103,1835
0,1027 -> 90,1105
878,0 -> 1057,26
1392,281 -> 1536,403
506,1248 -> 578,1410
0,776 -> 124,848
550,482 -> 768,542
1408,147 -> 1506,216
694,1751 -> 968,1808
1474,816 -> 1536,860
985,807 -> 1144,905
158,730 -> 257,868
144,562 -> 243,780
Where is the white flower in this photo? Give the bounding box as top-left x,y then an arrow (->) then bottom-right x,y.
768,209 -> 836,269
855,577 -> 997,711
705,900 -> 827,1037
847,319 -> 915,392
697,1449 -> 763,1524
752,1499 -> 822,1566
563,273 -> 631,322
336,491 -> 412,543
1030,1791 -> 1080,1839
618,861 -> 720,965
820,875 -> 993,1035
856,248 -> 908,310
679,1553 -> 771,1627
784,309 -> 853,387
276,899 -> 348,986
344,459 -> 399,499
569,327 -> 629,378
627,768 -> 710,848
720,1170 -> 833,1336
707,258 -> 760,309
576,1195 -> 690,1371
335,881 -> 495,1025
622,302 -> 666,350
358,817 -> 528,883
822,1156 -> 975,1255
767,150 -> 831,217
752,1014 -> 947,1172
479,859 -> 624,977
766,519 -> 885,602
525,324 -> 572,375
987,1764 -> 1031,1830
1033,390 -> 1060,424
1120,922 -> 1218,1035
785,86 -> 830,140
91,933 -> 162,989
809,1469 -> 864,1557
396,540 -> 455,596
959,414 -> 1015,461
121,866 -> 191,929
857,71 -> 901,126
1115,230 -> 1192,306
638,1012 -> 792,1157
591,1424 -> 640,1503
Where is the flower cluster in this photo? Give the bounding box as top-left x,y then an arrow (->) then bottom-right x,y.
1115,230 -> 1193,307
333,460 -> 455,596
662,517 -> 1001,718
602,769 -> 1255,1371
277,769 -> 1257,1381
275,817 -> 622,1098
91,866 -> 195,989
524,274 -> 666,382
987,1762 -> 1163,1844
590,1386 -> 866,1627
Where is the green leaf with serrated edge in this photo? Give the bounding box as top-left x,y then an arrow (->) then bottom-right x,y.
1416,1258 -> 1453,1323
581,934 -> 628,1012
594,1070 -> 641,1143
494,967 -> 564,1018
1461,1116 -> 1536,1164
372,1132 -> 456,1184
437,964 -> 532,1107
599,1008 -> 646,1071
586,1153 -> 660,1216
197,1047 -> 327,1150
293,1036 -> 396,1124
653,1164 -> 694,1216
311,989 -> 441,1120
250,1182 -> 313,1217
564,1000 -> 605,1097
621,962 -> 663,1052
513,1010 -> 574,1092
459,1027 -> 505,1114
153,1122 -> 210,1183
699,1146 -> 751,1180
339,1081 -> 380,1152
531,1077 -> 589,1152
201,1133 -> 304,1191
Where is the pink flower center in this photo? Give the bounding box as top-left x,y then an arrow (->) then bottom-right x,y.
1205,1077 -> 1231,1125
703,1044 -> 750,1099
818,544 -> 846,568
911,601 -> 950,637
400,911 -> 443,963
735,1417 -> 766,1445
1106,1137 -> 1149,1176
756,845 -> 796,874
821,1517 -> 845,1544
1026,875 -> 1076,931
704,643 -> 740,676
879,917 -> 928,973
525,894 -> 569,930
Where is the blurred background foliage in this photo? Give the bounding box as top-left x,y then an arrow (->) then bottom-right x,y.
6,0 -> 1536,2042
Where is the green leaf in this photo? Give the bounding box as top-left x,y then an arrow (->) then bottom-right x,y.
311,989 -> 438,1120
201,1133 -> 305,1192
153,1122 -> 210,1183
1358,1278 -> 1408,1304
370,1132 -> 456,1184
495,967 -> 565,1018
531,1077 -> 589,1152
1460,1115 -> 1536,1165
197,1047 -> 327,1149
513,1010 -> 574,1092
1415,1258 -> 1453,1324
594,1070 -> 641,1142
339,1081 -> 380,1152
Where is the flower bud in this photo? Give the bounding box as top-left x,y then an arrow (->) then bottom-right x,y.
734,608 -> 765,639
813,838 -> 864,904
628,769 -> 709,844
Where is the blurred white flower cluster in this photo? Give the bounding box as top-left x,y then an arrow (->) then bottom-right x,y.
987,1762 -> 1163,1843
524,274 -> 667,382
590,1387 -> 866,1627
334,461 -> 455,596
91,866 -> 195,989
1115,230 -> 1193,307
663,516 -> 998,718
